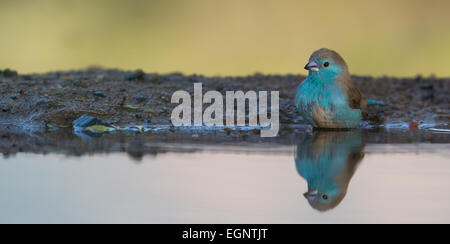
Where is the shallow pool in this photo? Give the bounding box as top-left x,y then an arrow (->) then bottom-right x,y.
0,131 -> 449,224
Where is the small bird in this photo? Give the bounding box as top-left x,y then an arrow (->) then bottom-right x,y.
295,131 -> 364,211
295,48 -> 383,129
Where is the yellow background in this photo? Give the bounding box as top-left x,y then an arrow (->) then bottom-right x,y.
1,0 -> 450,77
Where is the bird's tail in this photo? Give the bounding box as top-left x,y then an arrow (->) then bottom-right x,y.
367,99 -> 386,106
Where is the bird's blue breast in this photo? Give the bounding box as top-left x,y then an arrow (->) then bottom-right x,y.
295,75 -> 361,128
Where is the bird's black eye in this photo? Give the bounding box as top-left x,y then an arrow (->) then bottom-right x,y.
322,195 -> 328,200
323,62 -> 330,67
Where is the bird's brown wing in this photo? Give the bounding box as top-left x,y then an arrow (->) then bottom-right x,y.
338,75 -> 386,123
339,75 -> 367,110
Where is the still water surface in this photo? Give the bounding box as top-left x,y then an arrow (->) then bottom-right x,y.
0,133 -> 449,224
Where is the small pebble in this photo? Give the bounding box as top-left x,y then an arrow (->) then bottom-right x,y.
2,69 -> 18,78
92,91 -> 106,98
420,84 -> 433,90
126,70 -> 146,81
135,97 -> 147,103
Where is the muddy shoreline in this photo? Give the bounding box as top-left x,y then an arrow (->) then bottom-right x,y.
0,68 -> 449,156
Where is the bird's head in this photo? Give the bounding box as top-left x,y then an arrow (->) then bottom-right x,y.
303,183 -> 344,212
304,48 -> 349,81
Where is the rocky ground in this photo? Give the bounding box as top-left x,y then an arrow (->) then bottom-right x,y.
0,68 -> 449,156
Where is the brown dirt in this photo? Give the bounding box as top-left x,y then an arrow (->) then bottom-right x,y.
0,68 -> 449,156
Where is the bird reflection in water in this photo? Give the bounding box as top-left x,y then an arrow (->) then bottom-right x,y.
295,131 -> 364,212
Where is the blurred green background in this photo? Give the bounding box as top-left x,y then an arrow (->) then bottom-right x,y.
1,0 -> 450,77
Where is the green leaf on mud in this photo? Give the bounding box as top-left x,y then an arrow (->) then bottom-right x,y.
122,104 -> 140,110
109,104 -> 141,110
85,125 -> 114,133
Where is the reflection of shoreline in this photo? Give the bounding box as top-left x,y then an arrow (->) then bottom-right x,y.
1,126 -> 449,161
295,131 -> 365,212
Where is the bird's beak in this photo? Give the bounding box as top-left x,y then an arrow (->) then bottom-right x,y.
304,60 -> 319,72
303,190 -> 319,201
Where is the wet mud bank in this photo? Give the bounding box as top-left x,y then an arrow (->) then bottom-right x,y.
0,68 -> 449,157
